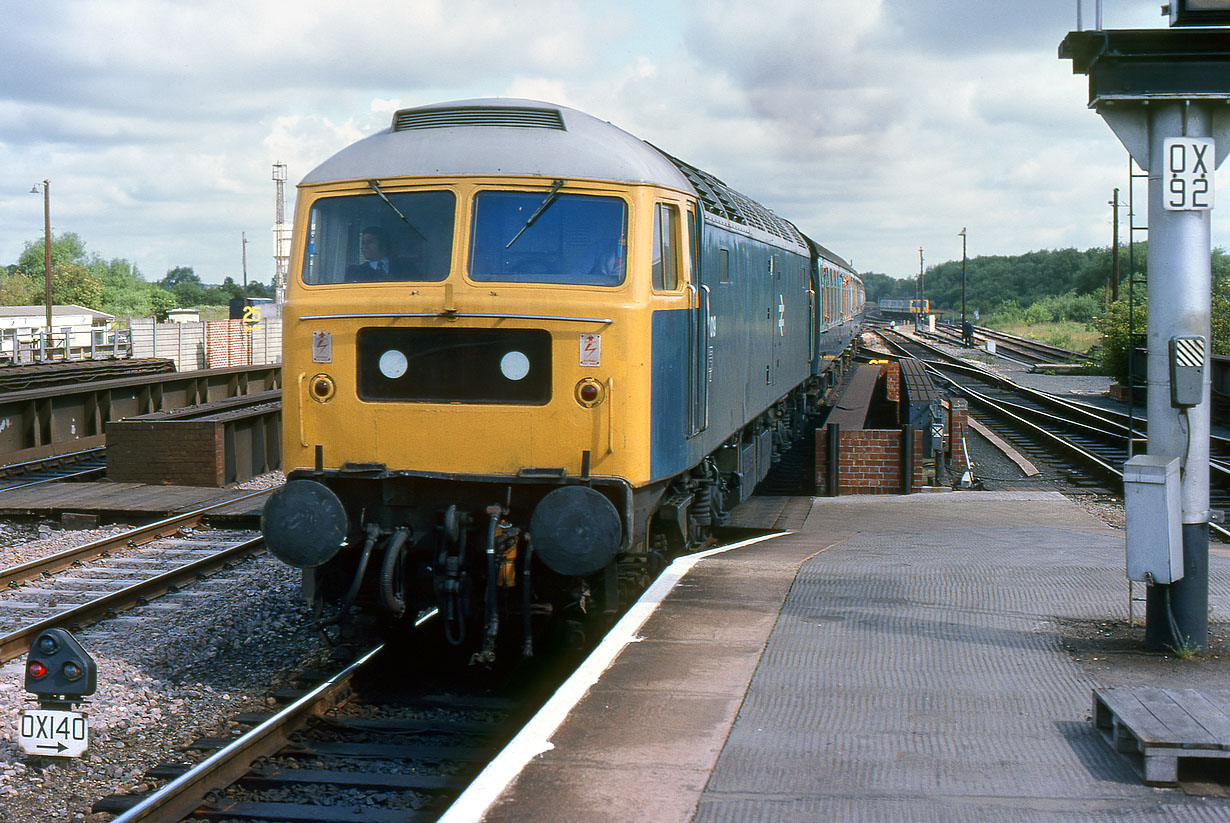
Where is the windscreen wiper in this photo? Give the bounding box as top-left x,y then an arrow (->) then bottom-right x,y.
368,180 -> 427,243
506,179 -> 564,249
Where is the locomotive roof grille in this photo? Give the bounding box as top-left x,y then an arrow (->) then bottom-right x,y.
392,105 -> 567,132
656,148 -> 804,246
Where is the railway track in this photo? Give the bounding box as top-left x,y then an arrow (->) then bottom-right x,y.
0,447 -> 108,491
92,637 -> 531,823
83,525 -> 777,823
0,358 -> 175,394
873,328 -> 1230,541
0,493 -> 269,663
933,321 -> 1088,366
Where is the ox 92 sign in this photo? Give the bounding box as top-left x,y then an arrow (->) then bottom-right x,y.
1164,138 -> 1215,212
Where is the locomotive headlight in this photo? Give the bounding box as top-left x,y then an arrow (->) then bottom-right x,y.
575,377 -> 605,407
310,373 -> 336,402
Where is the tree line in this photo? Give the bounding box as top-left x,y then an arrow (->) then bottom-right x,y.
1,232 -> 273,319
861,244 -> 1230,319
860,244 -> 1230,377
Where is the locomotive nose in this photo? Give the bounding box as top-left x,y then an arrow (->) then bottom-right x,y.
529,486 -> 622,577
261,480 -> 348,568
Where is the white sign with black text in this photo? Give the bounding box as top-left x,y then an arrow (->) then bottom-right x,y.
18,708 -> 89,757
1164,137 -> 1215,212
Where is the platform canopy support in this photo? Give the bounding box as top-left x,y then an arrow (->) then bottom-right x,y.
1061,20 -> 1230,651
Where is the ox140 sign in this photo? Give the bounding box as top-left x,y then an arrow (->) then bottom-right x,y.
18,708 -> 89,757
1165,138 -> 1215,211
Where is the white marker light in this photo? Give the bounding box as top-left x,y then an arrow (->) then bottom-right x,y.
378,349 -> 408,379
500,351 -> 530,381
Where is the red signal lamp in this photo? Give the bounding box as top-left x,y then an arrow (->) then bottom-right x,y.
310,374 -> 336,402
575,378 -> 605,408
27,661 -> 47,679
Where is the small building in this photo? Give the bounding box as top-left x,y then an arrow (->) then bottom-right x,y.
166,308 -> 201,324
0,305 -> 117,361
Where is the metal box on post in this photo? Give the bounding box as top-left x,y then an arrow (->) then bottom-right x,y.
1124,455 -> 1183,583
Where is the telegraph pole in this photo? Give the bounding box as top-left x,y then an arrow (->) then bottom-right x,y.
959,228 -> 967,329
1110,188 -> 1121,303
917,247 -> 924,301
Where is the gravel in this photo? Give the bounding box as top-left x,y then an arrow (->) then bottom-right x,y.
0,470 -> 332,823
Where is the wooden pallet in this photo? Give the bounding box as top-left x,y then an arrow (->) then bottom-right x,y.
1093,687 -> 1230,785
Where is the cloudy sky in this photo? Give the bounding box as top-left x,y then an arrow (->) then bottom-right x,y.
0,0 -> 1219,286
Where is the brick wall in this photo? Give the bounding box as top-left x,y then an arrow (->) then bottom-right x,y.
882,360 -> 901,403
948,398 -> 969,473
106,420 -> 225,486
206,320 -> 250,368
816,425 -> 926,495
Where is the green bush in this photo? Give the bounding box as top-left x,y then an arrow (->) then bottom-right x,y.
1093,299 -> 1146,382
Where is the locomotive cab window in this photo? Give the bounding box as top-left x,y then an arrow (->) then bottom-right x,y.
652,202 -> 681,291
301,191 -> 456,285
469,190 -> 627,285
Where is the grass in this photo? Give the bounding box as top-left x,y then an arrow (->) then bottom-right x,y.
984,320 -> 1100,355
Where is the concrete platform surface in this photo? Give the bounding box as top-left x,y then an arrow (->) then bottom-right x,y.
449,491 -> 1230,823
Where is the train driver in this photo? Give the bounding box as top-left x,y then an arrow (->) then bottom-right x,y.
586,240 -> 625,284
347,227 -> 421,281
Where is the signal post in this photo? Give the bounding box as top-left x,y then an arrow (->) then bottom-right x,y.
1061,4 -> 1230,651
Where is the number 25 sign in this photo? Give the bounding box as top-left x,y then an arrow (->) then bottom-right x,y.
1164,138 -> 1215,212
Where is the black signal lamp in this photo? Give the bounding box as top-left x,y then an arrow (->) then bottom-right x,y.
24,628 -> 97,700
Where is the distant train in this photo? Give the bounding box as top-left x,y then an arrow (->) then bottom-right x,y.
261,98 -> 865,659
878,297 -> 929,317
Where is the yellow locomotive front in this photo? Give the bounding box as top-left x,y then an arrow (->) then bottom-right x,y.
288,176 -> 660,483
262,100 -> 701,658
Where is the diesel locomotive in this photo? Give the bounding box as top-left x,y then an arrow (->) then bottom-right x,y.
261,98 -> 865,660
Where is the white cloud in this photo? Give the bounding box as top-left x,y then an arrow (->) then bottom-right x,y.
0,0 -> 1223,289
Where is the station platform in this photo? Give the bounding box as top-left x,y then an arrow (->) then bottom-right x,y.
446,491 -> 1230,823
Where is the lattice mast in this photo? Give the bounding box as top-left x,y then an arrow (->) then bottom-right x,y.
272,162 -> 290,304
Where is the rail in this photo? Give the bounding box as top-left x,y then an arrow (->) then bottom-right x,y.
0,534 -> 266,663
105,645 -> 385,823
875,328 -> 1230,542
